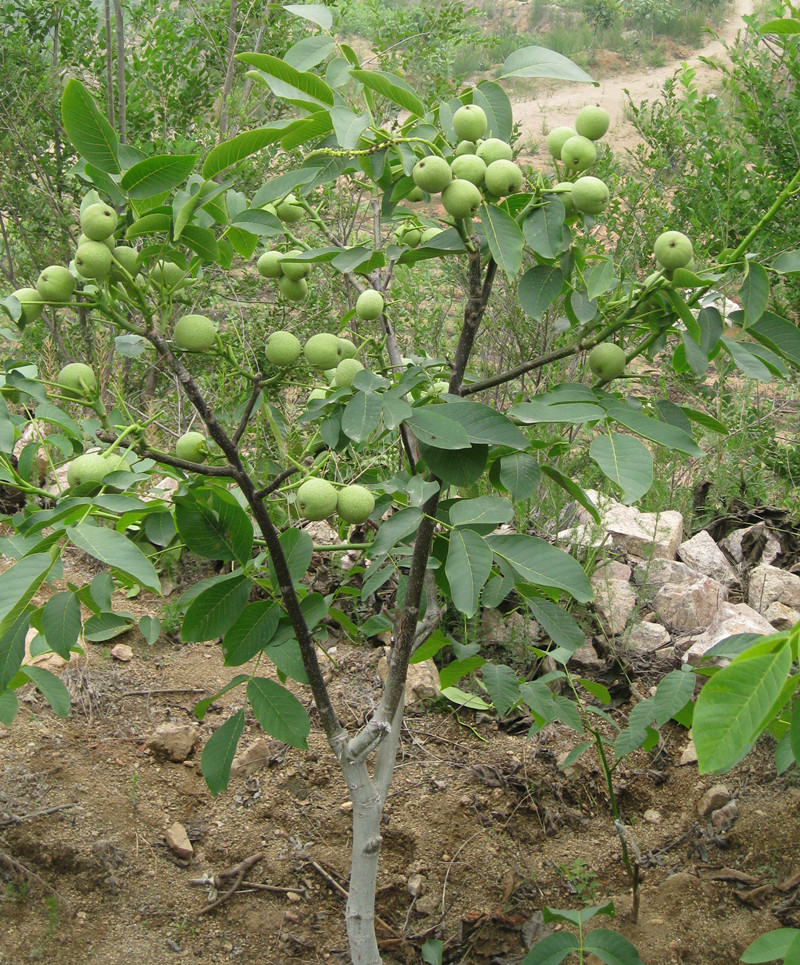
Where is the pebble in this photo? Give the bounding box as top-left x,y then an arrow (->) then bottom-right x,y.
110,644 -> 133,662
698,784 -> 732,816
644,809 -> 662,824
164,822 -> 193,859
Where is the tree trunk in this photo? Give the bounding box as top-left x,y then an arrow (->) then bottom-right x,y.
341,699 -> 404,965
218,0 -> 238,138
104,0 -> 115,126
113,0 -> 126,143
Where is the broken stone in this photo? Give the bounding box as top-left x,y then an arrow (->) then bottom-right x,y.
698,784 -> 732,816
711,800 -> 739,831
569,643 -> 606,673
230,738 -> 271,778
563,490 -> 683,560
165,822 -> 193,859
110,644 -> 133,662
634,558 -> 703,588
748,564 -> 800,615
407,873 -> 426,897
682,602 -> 776,666
653,578 -> 728,632
679,738 -> 698,765
591,577 -> 638,635
678,530 -> 738,587
644,809 -> 662,824
720,524 -> 780,566
148,723 -> 199,762
764,601 -> 800,631
623,621 -> 671,654
592,560 -> 633,582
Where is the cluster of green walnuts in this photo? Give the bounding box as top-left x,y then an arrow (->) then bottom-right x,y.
544,105 -> 612,217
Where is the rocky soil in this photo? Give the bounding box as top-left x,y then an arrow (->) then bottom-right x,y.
3,488 -> 800,965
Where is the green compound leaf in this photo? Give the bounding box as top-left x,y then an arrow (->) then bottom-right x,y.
67,522 -> 161,593
20,665 -> 71,718
446,529 -> 493,617
201,709 -> 245,797
121,154 -> 198,200
694,640 -> 792,773
247,677 -> 310,749
589,433 -> 653,504
41,592 -> 82,659
181,573 -> 251,643
480,202 -> 524,279
61,79 -> 120,174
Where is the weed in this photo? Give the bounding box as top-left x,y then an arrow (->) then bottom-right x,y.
559,858 -> 602,905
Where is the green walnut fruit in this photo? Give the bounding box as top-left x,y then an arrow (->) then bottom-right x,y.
412,156 -> 452,194
451,153 -> 486,187
356,289 -> 384,320
151,260 -> 185,289
80,202 -> 118,242
561,135 -> 597,173
442,179 -> 482,219
173,314 -> 217,352
454,140 -> 477,157
304,333 -> 341,370
78,232 -> 115,252
111,246 -> 139,277
334,358 -> 364,387
546,127 -> 577,160
407,186 -> 424,202
296,477 -> 338,521
394,224 -> 421,247
265,330 -> 302,366
275,194 -> 304,223
257,250 -> 284,279
552,181 -> 576,217
420,226 -> 443,244
588,343 -> 626,380
337,484 -> 375,524
58,362 -> 97,399
575,105 -> 611,141
75,241 -> 113,279
277,274 -> 308,302
36,265 -> 75,303
476,138 -> 513,165
175,431 -> 208,463
103,450 -> 133,474
571,176 -> 610,215
338,337 -> 357,359
484,159 -> 523,196
453,104 -> 488,142
67,453 -> 110,490
11,287 -> 44,326
654,230 -> 693,271
281,250 -> 311,282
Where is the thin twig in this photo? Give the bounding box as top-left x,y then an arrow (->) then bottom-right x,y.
120,688 -> 207,698
0,803 -> 79,828
232,375 -> 263,443
194,852 -> 266,915
304,856 -> 401,938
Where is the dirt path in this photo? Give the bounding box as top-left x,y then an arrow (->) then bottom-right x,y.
514,0 -> 755,149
